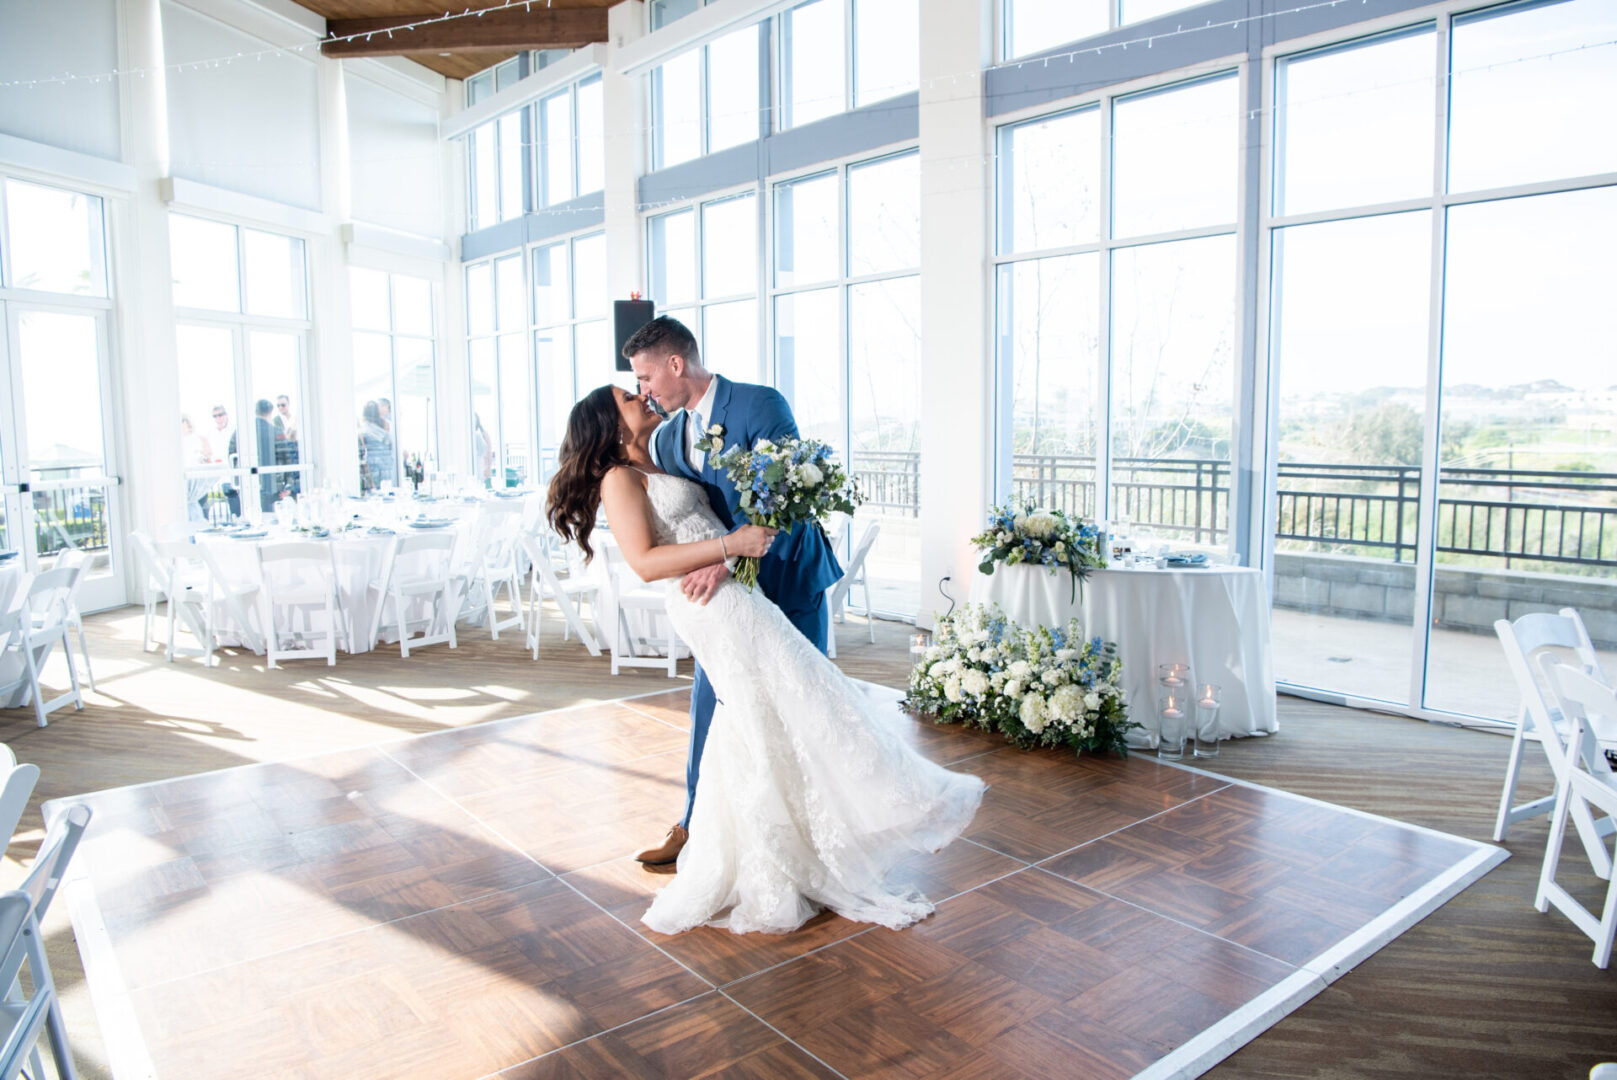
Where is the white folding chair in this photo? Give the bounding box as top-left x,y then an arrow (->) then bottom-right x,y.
0,569 -> 83,728
366,533 -> 461,658
518,531 -> 600,659
600,545 -> 679,677
0,803 -> 91,1080
459,502 -> 527,640
826,521 -> 880,660
0,761 -> 39,858
50,550 -> 96,693
130,532 -> 180,655
193,541 -> 264,658
1535,665 -> 1617,967
1493,609 -> 1612,853
257,541 -> 344,668
148,540 -> 216,664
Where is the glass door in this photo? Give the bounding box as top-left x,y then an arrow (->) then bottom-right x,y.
0,302 -> 126,610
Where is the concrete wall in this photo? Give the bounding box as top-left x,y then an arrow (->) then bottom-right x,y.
1273,552 -> 1617,649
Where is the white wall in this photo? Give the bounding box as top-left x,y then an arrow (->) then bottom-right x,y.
0,0 -> 123,161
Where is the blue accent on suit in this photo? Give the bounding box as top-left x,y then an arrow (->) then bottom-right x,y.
652,376 -> 844,828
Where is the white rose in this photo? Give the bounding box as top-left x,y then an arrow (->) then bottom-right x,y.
1004,679 -> 1024,699
967,648 -> 981,663
1084,691 -> 1102,711
1041,668 -> 1063,687
706,423 -> 724,437
990,672 -> 1007,692
1055,648 -> 1076,662
962,670 -> 989,698
797,462 -> 824,488
928,662 -> 948,680
1008,660 -> 1032,679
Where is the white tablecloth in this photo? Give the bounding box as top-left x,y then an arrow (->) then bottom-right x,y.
0,563 -> 22,614
971,563 -> 1278,746
197,524 -> 468,653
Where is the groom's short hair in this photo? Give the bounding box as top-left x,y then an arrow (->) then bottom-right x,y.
622,315 -> 700,366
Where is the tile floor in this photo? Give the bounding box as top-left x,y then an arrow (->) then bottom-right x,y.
48,686 -> 1504,1080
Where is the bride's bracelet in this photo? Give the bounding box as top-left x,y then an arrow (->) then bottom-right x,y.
719,535 -> 729,559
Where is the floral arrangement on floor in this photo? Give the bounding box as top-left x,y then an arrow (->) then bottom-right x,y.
695,427 -> 862,590
904,602 -> 1135,757
972,501 -> 1106,603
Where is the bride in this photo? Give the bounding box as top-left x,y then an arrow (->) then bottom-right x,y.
547,384 -> 986,935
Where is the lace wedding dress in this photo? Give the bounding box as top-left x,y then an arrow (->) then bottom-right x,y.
634,470 -> 986,935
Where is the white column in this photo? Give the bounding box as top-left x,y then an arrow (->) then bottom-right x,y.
916,0 -> 992,627
113,0 -> 184,558
312,56 -> 358,493
603,1 -> 647,306
436,95 -> 470,475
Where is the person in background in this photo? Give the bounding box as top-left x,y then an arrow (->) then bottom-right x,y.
212,404 -> 241,518
254,399 -> 278,512
378,397 -> 393,434
360,400 -> 395,491
273,394 -> 301,498
180,414 -> 213,522
473,413 -> 494,486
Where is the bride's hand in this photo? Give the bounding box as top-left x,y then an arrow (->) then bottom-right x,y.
729,525 -> 777,558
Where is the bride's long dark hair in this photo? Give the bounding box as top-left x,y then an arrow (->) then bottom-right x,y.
546,384 -> 625,562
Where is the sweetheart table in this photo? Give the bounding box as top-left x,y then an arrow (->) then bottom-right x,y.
970,563 -> 1278,747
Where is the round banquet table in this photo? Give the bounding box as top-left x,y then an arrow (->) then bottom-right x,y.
970,563 -> 1278,747
195,520 -> 471,653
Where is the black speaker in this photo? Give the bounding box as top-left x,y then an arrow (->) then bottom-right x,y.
613,300 -> 656,372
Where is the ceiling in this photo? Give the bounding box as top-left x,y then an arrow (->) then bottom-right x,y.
296,0 -> 613,80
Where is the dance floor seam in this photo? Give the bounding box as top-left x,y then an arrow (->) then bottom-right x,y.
49,685 -> 1507,1080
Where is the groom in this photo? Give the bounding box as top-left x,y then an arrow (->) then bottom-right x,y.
623,316 -> 843,866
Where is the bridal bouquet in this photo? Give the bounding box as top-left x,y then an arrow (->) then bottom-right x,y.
698,429 -> 862,590
971,501 -> 1105,603
905,602 -> 1135,757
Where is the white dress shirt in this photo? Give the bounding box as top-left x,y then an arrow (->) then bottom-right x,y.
684,376 -> 719,476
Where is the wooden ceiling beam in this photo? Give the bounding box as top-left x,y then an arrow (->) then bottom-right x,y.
320,7 -> 607,57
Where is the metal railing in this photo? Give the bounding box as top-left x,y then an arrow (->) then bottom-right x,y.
850,451 -> 922,516
880,452 -> 1617,569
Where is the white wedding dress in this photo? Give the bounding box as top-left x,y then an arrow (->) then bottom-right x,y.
635,470 -> 986,935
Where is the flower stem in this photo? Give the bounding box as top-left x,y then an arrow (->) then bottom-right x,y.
734,555 -> 760,591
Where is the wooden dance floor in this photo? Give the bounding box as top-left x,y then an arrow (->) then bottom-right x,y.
49,686 -> 1504,1080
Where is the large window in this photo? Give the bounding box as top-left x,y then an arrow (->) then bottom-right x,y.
994,73 -> 1239,548
780,0 -> 919,130
466,253 -> 528,488
1262,0 -> 1617,721
0,177 -> 123,608
532,231 -> 610,479
537,75 -> 604,207
651,23 -> 763,169
773,150 -> 921,615
1001,0 -> 1207,60
170,212 -> 310,523
465,60 -> 527,231
647,191 -> 760,382
351,268 -> 437,493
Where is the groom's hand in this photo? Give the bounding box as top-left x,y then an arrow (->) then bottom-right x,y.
681,563 -> 728,605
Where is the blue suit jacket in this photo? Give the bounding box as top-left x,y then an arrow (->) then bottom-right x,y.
652,376 -> 843,610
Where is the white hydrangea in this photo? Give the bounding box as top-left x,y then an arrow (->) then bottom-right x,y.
1021,512 -> 1059,540
1049,684 -> 1085,724
1041,667 -> 1063,687
1020,692 -> 1048,734
944,675 -> 963,702
1055,648 -> 1076,662
1008,660 -> 1032,680
962,670 -> 989,698
1004,678 -> 1024,699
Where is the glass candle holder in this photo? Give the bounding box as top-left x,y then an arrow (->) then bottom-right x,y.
1157,693 -> 1187,759
1193,683 -> 1222,758
1157,663 -> 1190,690
909,631 -> 931,656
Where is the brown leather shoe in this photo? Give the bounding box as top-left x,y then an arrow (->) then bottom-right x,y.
634,824 -> 688,865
